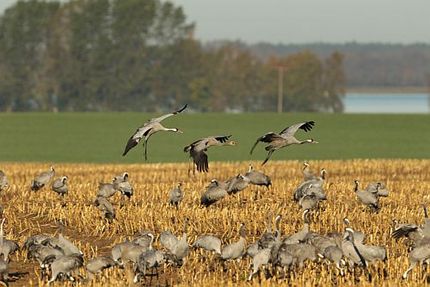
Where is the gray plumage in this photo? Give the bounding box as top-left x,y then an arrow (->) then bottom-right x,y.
391,205 -> 430,247
184,135 -> 236,173
132,232 -> 156,249
283,210 -> 310,245
206,178 -> 229,190
47,253 -> 84,283
43,234 -> 82,256
248,248 -> 271,280
97,181 -> 117,198
111,233 -> 154,265
221,223 -> 246,261
356,242 -> 387,264
121,241 -> 154,265
134,249 -> 165,283
302,161 -> 318,181
366,182 -> 389,197
245,165 -> 271,188
310,233 -> 341,255
115,234 -> 155,266
272,242 -> 294,269
402,243 -> 430,279
113,173 -> 134,198
0,219 -> 19,263
246,215 -> 280,259
0,258 -> 7,284
24,234 -> 51,250
122,104 -> 187,160
94,196 -> 115,221
51,176 -> 68,196
0,171 -> 9,192
354,180 -> 380,212
293,169 -> 326,202
28,244 -> 64,273
347,227 -> 386,264
248,215 -> 282,279
192,235 -> 222,255
250,121 -> 317,165
226,174 -> 250,195
111,241 -> 135,265
258,215 -> 282,250
321,245 -> 345,275
299,183 -> 327,210
299,193 -> 319,211
86,256 -> 116,279
31,166 -> 55,191
160,231 -> 178,254
286,243 -> 318,267
97,175 -> 133,199
246,242 -> 260,258
200,180 -> 228,207
305,183 -> 327,201
392,222 -> 423,245
160,219 -> 189,261
341,228 -> 367,268
169,183 -> 184,207
113,172 -> 129,182
116,181 -> 133,198
0,241 -> 18,264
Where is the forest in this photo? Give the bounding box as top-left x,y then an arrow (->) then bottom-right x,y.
2,1 -> 428,113
241,42 -> 430,90
0,0 -> 345,112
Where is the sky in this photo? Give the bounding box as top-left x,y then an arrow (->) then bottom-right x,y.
1,0 -> 429,44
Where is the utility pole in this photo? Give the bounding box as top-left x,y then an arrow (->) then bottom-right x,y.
277,66 -> 284,113
275,64 -> 287,113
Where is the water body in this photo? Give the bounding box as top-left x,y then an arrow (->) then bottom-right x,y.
343,93 -> 430,113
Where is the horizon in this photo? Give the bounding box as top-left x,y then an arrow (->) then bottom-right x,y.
1,0 -> 429,45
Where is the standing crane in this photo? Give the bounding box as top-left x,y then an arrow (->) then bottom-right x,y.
250,121 -> 318,165
122,104 -> 187,160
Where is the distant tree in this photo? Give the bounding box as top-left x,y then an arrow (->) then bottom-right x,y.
281,51 -> 323,112
321,51 -> 345,112
0,1 -> 61,111
264,51 -> 344,112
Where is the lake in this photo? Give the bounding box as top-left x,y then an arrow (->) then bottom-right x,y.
343,93 -> 430,113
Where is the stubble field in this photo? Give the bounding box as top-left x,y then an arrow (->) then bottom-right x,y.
1,159 -> 430,286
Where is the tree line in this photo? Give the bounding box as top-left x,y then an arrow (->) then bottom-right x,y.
0,0 -> 345,112
242,42 -> 430,89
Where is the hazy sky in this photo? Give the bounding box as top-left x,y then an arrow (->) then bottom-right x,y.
1,0 -> 429,44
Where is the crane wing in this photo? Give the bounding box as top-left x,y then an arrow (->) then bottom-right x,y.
122,125 -> 152,156
184,138 -> 206,153
250,132 -> 282,154
391,224 -> 419,239
213,135 -> 231,143
150,104 -> 187,123
280,121 -> 315,137
160,231 -> 179,253
192,149 -> 209,173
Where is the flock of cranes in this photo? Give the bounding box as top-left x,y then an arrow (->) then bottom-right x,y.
0,160 -> 427,285
0,105 -> 425,285
121,104 -> 319,171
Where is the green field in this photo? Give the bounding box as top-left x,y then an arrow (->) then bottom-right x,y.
0,112 -> 428,163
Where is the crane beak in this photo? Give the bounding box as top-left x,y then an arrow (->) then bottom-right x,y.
176,129 -> 183,134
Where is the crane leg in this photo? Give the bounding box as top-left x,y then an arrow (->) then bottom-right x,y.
143,139 -> 148,161
262,150 -> 274,165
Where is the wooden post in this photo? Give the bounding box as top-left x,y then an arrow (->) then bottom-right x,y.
277,66 -> 284,113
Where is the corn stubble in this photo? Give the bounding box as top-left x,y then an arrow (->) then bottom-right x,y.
1,159 -> 430,286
